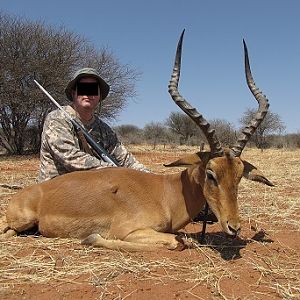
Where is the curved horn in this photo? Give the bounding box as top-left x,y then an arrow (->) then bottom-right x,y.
168,30 -> 224,157
231,40 -> 270,157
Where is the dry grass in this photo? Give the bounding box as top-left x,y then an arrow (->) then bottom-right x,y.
246,244 -> 300,299
0,146 -> 299,299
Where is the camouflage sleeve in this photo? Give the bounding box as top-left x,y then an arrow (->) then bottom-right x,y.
89,118 -> 150,172
111,143 -> 151,172
43,114 -> 114,171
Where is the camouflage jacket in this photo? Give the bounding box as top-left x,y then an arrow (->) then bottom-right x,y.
38,105 -> 149,182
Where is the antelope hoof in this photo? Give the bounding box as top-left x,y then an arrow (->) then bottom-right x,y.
81,233 -> 100,246
227,223 -> 241,238
0,229 -> 17,238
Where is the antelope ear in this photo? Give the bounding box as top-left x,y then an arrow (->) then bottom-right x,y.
242,160 -> 274,186
164,151 -> 211,167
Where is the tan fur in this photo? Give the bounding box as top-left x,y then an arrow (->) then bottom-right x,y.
1,148 -> 273,251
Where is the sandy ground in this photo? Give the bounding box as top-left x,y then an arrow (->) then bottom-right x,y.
0,146 -> 299,299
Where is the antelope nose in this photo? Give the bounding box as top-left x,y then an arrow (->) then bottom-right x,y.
227,222 -> 241,237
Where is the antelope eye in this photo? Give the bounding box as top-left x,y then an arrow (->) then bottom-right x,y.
206,169 -> 218,185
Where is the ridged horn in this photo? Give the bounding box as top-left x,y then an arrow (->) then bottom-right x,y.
231,40 -> 270,157
168,30 -> 224,157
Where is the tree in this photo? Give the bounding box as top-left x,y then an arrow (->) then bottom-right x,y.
165,112 -> 202,145
210,119 -> 236,148
0,13 -> 140,154
239,108 -> 285,149
143,122 -> 169,149
114,124 -> 143,144
284,133 -> 300,148
165,112 -> 237,148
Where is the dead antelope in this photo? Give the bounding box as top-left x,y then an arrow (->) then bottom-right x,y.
1,31 -> 273,251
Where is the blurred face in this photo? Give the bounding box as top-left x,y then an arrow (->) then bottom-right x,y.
72,77 -> 101,112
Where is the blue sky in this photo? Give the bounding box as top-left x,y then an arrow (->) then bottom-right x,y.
1,0 -> 300,133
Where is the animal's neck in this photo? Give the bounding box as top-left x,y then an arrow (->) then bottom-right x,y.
182,166 -> 206,202
165,166 -> 206,230
184,166 -> 207,219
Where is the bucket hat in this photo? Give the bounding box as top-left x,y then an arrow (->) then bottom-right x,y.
65,68 -> 110,100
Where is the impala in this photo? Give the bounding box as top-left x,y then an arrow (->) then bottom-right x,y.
1,31 -> 273,251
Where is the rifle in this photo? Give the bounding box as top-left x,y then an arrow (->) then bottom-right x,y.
34,80 -> 119,167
